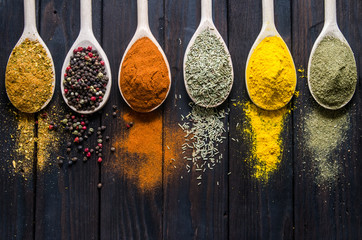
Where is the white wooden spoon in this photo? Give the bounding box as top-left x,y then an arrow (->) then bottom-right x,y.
61,0 -> 111,114
183,0 -> 234,108
118,0 -> 171,113
307,0 -> 357,110
245,0 -> 296,110
6,0 -> 56,113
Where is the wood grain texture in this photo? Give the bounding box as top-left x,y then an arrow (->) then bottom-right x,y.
0,0 -> 360,239
100,0 -> 164,239
163,0 -> 229,239
228,0 -> 294,239
292,0 -> 362,239
33,0 -> 102,239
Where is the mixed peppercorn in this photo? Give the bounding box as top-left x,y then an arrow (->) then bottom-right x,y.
63,46 -> 109,111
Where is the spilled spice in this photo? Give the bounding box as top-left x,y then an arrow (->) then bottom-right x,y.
241,101 -> 290,181
11,107 -> 61,178
109,110 -> 181,191
6,39 -> 54,113
179,104 -> 227,183
304,106 -> 350,184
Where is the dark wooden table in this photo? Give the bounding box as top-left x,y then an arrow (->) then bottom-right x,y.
0,0 -> 361,239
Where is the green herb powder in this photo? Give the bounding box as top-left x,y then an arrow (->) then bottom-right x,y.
185,28 -> 233,107
310,36 -> 357,108
304,106 -> 350,184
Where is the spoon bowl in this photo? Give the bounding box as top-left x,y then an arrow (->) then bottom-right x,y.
245,0 -> 296,111
118,0 -> 171,113
307,0 -> 357,110
183,0 -> 233,108
6,0 -> 55,113
61,0 -> 111,115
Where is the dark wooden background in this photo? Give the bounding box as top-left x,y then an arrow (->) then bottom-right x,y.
0,0 -> 361,239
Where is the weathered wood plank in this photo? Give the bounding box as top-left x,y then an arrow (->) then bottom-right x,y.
33,0 -> 102,239
228,0 -> 294,239
100,0 -> 164,239
163,0 -> 229,239
0,0 -> 37,239
292,0 -> 362,239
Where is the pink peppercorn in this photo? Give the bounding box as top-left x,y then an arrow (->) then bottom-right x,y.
87,46 -> 92,51
78,47 -> 83,52
84,148 -> 89,153
82,126 -> 87,130
64,89 -> 69,94
91,96 -> 96,101
97,157 -> 102,163
86,152 -> 91,158
88,52 -> 93,58
98,143 -> 103,148
100,61 -> 105,66
81,121 -> 85,126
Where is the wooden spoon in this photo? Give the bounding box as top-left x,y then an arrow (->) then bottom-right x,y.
245,0 -> 296,110
308,0 -> 357,110
6,0 -> 56,113
183,0 -> 234,108
61,0 -> 111,114
118,0 -> 171,113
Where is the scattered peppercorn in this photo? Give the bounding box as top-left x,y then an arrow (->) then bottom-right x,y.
111,147 -> 115,152
97,183 -> 102,189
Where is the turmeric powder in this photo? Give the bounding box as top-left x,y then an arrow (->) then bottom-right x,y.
246,36 -> 296,110
120,37 -> 170,112
241,101 -> 290,181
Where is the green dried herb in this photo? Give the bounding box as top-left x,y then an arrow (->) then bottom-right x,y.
185,28 -> 233,107
310,36 -> 357,108
304,106 -> 350,184
6,38 -> 54,113
179,103 -> 227,182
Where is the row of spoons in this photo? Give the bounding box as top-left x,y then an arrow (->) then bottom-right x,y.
6,0 -> 357,114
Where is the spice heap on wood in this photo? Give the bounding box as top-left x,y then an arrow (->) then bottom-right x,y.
5,39 -> 54,113
246,36 -> 296,110
120,37 -> 170,112
309,36 -> 357,109
184,28 -> 233,107
63,46 -> 109,112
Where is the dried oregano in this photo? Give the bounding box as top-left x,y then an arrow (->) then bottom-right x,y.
185,28 -> 233,107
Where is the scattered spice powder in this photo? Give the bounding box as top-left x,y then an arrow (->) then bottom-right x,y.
109,110 -> 181,191
241,101 -> 290,181
6,38 -> 54,113
246,36 -> 296,110
11,106 -> 61,178
120,37 -> 170,112
304,106 -> 350,184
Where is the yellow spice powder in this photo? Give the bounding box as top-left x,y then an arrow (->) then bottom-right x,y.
246,36 -> 296,110
242,101 -> 290,181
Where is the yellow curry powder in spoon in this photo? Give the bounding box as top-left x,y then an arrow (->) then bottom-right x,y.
246,36 -> 296,110
6,39 -> 54,113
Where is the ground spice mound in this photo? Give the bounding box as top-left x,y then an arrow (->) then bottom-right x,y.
304,106 -> 350,184
246,36 -> 296,110
120,37 -> 170,112
242,101 -> 290,181
111,111 -> 180,191
309,36 -> 357,109
6,39 -> 54,113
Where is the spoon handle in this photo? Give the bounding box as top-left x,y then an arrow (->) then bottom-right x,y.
201,0 -> 212,21
325,0 -> 337,25
80,0 -> 93,34
24,0 -> 37,32
137,0 -> 150,30
262,0 -> 275,26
